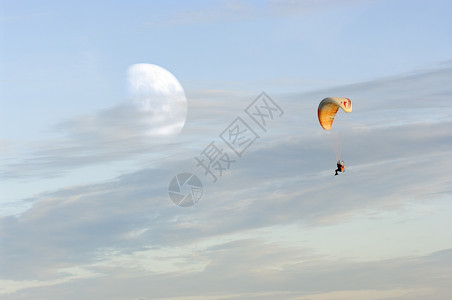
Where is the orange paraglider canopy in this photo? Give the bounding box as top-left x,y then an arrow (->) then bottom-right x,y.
317,97 -> 352,130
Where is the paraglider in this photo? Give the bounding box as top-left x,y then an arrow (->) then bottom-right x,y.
317,97 -> 352,130
335,160 -> 345,176
317,97 -> 352,175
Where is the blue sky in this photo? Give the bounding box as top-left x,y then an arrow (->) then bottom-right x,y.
1,0 -> 452,299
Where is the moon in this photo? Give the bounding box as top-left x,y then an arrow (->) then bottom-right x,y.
127,63 -> 187,136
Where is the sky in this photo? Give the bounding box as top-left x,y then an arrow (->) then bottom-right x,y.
1,0 -> 452,299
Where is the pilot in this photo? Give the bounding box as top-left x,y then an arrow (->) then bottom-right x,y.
335,160 -> 345,176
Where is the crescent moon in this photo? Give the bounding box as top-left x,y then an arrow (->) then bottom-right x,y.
127,63 -> 187,136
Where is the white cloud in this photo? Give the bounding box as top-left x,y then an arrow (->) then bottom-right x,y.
267,0 -> 380,17
0,267 -> 100,296
144,0 -> 265,28
1,64 -> 452,299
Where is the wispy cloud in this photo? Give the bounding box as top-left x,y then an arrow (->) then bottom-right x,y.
144,1 -> 265,28
2,231 -> 450,299
1,64 -> 452,298
0,104 -> 185,181
1,117 -> 450,281
268,0 -> 376,16
2,64 -> 451,181
0,12 -> 51,23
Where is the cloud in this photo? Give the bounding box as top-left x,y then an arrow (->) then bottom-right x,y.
2,117 -> 450,279
268,0 -> 375,16
2,63 -> 451,182
0,104 -> 187,181
1,64 -> 452,298
144,0 -> 265,28
2,234 -> 450,299
0,12 -> 51,23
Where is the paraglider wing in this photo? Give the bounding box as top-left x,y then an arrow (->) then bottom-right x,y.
317,97 -> 352,130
